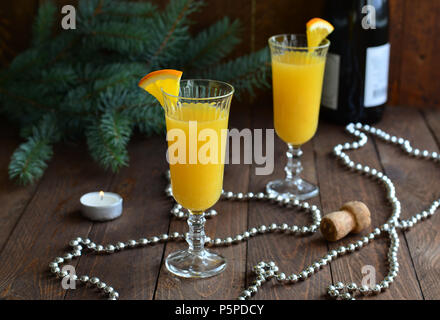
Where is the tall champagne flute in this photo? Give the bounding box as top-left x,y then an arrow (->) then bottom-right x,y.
267,34 -> 330,200
163,79 -> 234,278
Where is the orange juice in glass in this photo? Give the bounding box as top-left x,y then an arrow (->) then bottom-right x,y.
163,79 -> 233,278
272,51 -> 326,145
165,103 -> 229,211
267,34 -> 329,200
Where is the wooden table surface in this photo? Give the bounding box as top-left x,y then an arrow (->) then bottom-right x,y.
0,101 -> 439,300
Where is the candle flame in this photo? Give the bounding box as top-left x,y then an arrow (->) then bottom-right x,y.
99,191 -> 104,200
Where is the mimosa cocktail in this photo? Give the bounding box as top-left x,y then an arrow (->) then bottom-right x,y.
267,33 -> 330,200
163,79 -> 234,278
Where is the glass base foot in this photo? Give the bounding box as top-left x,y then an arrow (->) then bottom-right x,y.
266,178 -> 319,200
165,249 -> 227,278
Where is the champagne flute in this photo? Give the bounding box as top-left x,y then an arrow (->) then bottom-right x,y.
267,34 -> 330,200
163,79 -> 234,278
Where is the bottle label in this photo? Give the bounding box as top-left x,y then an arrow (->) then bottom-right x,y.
321,53 -> 340,110
364,43 -> 390,107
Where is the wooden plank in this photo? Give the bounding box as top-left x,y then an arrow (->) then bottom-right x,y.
0,145 -> 113,299
375,106 -> 440,299
422,108 -> 440,145
65,136 -> 171,300
154,99 -> 251,300
399,1 -> 440,107
0,128 -> 38,252
246,98 -> 332,299
314,119 -> 422,299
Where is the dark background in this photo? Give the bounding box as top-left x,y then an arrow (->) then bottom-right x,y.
1,0 -> 440,108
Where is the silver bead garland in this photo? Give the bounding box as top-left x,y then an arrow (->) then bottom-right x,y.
48,123 -> 440,300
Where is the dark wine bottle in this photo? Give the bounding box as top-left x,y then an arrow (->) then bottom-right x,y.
320,0 -> 390,124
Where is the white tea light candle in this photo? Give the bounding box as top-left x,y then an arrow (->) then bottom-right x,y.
80,191 -> 123,221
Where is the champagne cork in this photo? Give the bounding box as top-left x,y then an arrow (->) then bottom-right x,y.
320,201 -> 371,241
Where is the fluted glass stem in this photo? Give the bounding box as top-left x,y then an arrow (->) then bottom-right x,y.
266,143 -> 317,200
284,144 -> 303,182
166,208 -> 226,278
187,211 -> 206,253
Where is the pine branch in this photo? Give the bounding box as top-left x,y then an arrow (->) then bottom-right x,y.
202,47 -> 271,97
135,106 -> 165,136
120,93 -> 165,135
36,0 -> 105,69
3,4 -> 78,81
145,0 -> 203,68
8,114 -> 59,185
32,1 -> 56,47
2,0 -> 271,185
38,64 -> 77,90
77,0 -> 106,24
100,1 -> 157,23
9,138 -> 53,185
81,62 -> 148,101
6,48 -> 44,78
0,86 -> 57,116
99,86 -> 165,135
1,32 -> 79,84
184,17 -> 241,70
86,111 -> 132,171
46,32 -> 81,67
60,85 -> 96,115
100,111 -> 132,149
85,21 -> 153,55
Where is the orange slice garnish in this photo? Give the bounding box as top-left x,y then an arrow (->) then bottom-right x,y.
138,69 -> 183,107
306,18 -> 334,48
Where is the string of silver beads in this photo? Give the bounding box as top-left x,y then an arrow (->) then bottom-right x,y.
168,188 -> 323,243
238,122 -> 439,300
49,122 -> 439,300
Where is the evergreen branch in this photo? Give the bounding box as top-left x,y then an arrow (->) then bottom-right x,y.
5,48 -> 44,79
1,32 -> 78,83
120,93 -> 165,135
100,1 -> 156,21
98,86 -> 165,135
45,0 -> 104,67
2,0 -> 271,185
146,0 -> 203,67
38,64 -> 77,90
0,87 -> 56,113
46,33 -> 81,67
77,0 -> 105,23
31,113 -> 61,141
9,137 -> 53,185
82,74 -> 136,102
75,62 -> 146,86
91,29 -> 147,41
133,106 -> 165,136
60,86 -> 97,115
32,1 -> 56,47
86,111 -> 132,171
78,62 -> 148,102
86,21 -> 152,55
100,111 -> 132,149
8,114 -> 59,185
201,47 -> 271,97
184,17 -> 241,69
